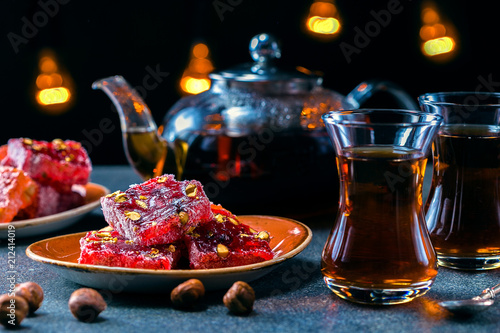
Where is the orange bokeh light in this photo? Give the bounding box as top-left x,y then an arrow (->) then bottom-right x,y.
419,23 -> 446,40
36,73 -> 63,89
420,3 -> 457,59
34,50 -> 73,113
306,1 -> 341,37
422,7 -> 440,25
193,43 -> 209,59
180,43 -> 213,95
39,56 -> 58,73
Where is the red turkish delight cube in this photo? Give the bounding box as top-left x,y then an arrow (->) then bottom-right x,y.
58,184 -> 86,212
0,166 -> 38,222
6,138 -> 91,191
101,174 -> 212,246
185,205 -> 275,269
35,185 -> 61,217
78,227 -> 181,269
0,145 -> 12,166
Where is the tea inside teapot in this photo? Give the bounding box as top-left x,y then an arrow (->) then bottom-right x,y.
93,34 -> 417,215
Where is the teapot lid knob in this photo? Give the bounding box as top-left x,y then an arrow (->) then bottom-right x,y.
209,32 -> 321,93
249,34 -> 281,64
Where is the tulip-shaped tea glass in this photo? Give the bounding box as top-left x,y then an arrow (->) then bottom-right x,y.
420,92 -> 500,270
321,109 -> 442,305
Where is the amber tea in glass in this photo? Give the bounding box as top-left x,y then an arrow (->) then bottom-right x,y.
321,109 -> 442,305
420,92 -> 500,270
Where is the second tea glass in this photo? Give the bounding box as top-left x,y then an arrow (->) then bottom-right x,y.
321,109 -> 442,305
420,92 -> 500,270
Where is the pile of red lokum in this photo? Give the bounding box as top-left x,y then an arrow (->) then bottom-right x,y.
0,138 -> 92,222
78,175 -> 275,270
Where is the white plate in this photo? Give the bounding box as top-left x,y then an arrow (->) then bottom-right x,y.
26,215 -> 312,292
0,183 -> 109,238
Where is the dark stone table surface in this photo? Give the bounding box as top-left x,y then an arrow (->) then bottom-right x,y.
1,165 -> 499,332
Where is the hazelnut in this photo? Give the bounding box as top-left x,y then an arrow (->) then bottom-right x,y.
170,279 -> 205,308
14,282 -> 44,313
68,288 -> 106,322
223,281 -> 255,315
0,294 -> 29,327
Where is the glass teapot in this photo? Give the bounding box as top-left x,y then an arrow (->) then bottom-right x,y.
92,33 -> 417,214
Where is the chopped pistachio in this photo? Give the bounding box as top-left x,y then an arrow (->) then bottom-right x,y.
105,190 -> 121,198
125,211 -> 141,221
255,231 -> 270,241
157,176 -> 168,183
217,244 -> 229,258
136,200 -> 147,209
179,211 -> 189,225
185,184 -> 197,197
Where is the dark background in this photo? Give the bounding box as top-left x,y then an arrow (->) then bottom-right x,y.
0,0 -> 496,165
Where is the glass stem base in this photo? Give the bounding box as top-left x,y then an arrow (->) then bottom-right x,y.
437,255 -> 500,270
324,278 -> 434,305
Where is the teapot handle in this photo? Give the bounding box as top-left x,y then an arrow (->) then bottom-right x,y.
345,80 -> 418,110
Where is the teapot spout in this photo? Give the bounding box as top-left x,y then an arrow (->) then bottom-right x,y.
92,75 -> 157,132
92,75 -> 167,180
345,80 -> 419,110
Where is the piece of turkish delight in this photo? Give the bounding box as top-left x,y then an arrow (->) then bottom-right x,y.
78,226 -> 181,269
101,174 -> 212,246
0,166 -> 38,222
0,145 -> 13,167
6,138 -> 91,191
58,185 -> 86,212
185,205 -> 275,269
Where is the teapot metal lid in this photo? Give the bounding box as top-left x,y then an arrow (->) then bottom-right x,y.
209,33 -> 322,94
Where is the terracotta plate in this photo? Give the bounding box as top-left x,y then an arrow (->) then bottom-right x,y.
0,183 -> 110,238
26,216 -> 312,292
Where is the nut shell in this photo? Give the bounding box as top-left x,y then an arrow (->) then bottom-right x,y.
14,282 -> 44,313
223,281 -> 255,315
0,294 -> 29,327
170,279 -> 205,308
68,288 -> 106,322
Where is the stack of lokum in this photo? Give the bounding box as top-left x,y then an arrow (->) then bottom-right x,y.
0,138 -> 92,222
78,175 -> 274,270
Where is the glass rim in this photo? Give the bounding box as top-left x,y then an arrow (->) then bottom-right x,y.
419,92 -> 500,107
322,109 -> 443,127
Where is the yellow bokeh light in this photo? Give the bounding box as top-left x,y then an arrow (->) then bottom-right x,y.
35,50 -> 73,114
306,1 -> 341,37
180,77 -> 211,95
180,43 -> 213,95
420,3 -> 457,60
37,87 -> 71,105
308,16 -> 340,34
423,37 -> 455,56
